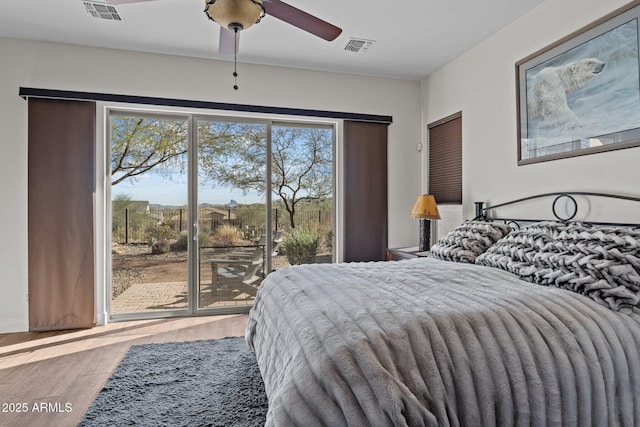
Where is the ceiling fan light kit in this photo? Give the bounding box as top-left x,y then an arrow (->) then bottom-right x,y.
201,0 -> 342,91
204,0 -> 267,90
204,0 -> 265,31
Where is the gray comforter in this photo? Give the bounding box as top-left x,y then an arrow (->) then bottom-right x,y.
245,257 -> 640,426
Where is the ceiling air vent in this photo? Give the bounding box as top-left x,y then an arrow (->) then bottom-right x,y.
344,38 -> 375,53
84,1 -> 123,21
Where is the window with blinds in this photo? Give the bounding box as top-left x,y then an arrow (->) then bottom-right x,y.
428,112 -> 462,204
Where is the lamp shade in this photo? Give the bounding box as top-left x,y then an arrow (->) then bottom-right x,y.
204,0 -> 265,31
410,194 -> 440,219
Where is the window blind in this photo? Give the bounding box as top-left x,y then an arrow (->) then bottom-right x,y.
343,120 -> 388,262
428,112 -> 462,204
28,98 -> 96,330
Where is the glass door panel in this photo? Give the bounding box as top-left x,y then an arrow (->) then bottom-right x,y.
195,119 -> 268,309
110,113 -> 189,316
270,123 -> 335,271
108,112 -> 335,319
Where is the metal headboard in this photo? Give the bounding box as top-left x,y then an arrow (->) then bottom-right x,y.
473,191 -> 640,228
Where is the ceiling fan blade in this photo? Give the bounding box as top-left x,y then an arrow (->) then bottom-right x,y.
263,0 -> 342,41
103,0 -> 158,4
219,27 -> 239,55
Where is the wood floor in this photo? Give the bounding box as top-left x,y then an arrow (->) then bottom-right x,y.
0,314 -> 249,427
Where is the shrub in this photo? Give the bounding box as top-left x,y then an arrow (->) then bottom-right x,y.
321,227 -> 333,252
170,232 -> 189,252
170,231 -> 211,251
148,223 -> 178,255
148,223 -> 178,244
211,225 -> 243,247
151,240 -> 170,255
198,232 -> 211,248
282,228 -> 320,265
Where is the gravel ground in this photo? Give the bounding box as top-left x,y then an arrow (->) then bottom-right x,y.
111,244 -> 185,298
111,267 -> 147,298
111,243 -> 331,298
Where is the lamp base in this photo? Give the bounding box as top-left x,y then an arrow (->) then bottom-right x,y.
419,219 -> 431,252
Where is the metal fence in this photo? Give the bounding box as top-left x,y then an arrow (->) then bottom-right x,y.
112,207 -> 331,244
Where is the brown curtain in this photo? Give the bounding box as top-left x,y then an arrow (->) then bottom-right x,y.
428,112 -> 462,204
343,121 -> 388,262
28,98 -> 96,331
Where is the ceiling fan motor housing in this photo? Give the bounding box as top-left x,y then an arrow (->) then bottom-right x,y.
204,0 -> 265,31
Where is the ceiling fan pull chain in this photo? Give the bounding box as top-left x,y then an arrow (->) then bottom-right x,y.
233,27 -> 239,90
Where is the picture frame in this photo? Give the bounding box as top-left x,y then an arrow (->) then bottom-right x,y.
516,0 -> 640,165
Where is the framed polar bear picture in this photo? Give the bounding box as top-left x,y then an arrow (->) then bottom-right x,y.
516,0 -> 640,165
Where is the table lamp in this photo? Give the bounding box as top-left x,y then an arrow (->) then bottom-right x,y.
410,194 -> 440,251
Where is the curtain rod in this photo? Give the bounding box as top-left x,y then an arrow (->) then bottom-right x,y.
19,87 -> 393,125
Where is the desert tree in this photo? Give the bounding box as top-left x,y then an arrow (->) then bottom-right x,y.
111,116 -> 333,230
111,116 -> 188,186
270,125 -> 333,229
198,122 -> 332,229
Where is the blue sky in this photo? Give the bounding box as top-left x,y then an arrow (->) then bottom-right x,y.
113,172 -> 264,206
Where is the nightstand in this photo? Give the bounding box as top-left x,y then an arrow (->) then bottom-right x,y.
385,246 -> 430,261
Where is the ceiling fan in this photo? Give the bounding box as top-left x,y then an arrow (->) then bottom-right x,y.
100,0 -> 342,89
105,0 -> 343,55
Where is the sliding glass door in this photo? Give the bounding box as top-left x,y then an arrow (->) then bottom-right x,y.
109,111 -> 334,319
195,118 -> 268,309
109,113 -> 190,316
270,122 -> 335,271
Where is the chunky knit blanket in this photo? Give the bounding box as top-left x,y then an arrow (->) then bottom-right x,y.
430,221 -> 512,263
476,222 -> 640,312
246,257 -> 640,426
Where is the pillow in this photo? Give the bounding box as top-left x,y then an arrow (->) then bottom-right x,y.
545,223 -> 640,311
475,221 -> 570,281
430,221 -> 512,263
477,221 -> 640,312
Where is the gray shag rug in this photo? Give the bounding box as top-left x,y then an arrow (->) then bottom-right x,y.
79,336 -> 268,427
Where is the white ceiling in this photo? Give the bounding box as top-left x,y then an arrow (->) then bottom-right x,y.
0,0 -> 544,80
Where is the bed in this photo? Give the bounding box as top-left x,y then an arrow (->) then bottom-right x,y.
245,192 -> 640,426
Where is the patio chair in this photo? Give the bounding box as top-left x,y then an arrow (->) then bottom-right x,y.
256,230 -> 284,255
209,245 -> 264,293
234,230 -> 283,257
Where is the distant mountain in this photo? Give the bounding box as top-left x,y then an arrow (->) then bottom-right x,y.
148,200 -> 261,210
149,204 -> 185,210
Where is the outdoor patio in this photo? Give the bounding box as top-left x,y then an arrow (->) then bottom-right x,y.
111,243 -> 331,315
111,281 -> 256,314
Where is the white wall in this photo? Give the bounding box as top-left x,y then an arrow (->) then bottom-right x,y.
422,0 -> 640,223
0,38 -> 421,333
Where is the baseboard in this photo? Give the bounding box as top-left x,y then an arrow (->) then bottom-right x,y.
0,318 -> 29,334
